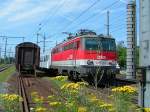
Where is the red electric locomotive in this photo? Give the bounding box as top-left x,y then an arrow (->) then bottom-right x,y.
51,30 -> 117,82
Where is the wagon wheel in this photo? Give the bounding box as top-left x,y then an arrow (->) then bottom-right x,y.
68,71 -> 73,81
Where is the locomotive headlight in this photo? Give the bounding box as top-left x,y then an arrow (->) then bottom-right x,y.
112,61 -> 116,65
87,60 -> 94,65
109,61 -> 116,65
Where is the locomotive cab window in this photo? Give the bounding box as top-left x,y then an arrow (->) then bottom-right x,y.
85,39 -> 100,50
85,38 -> 116,51
101,39 -> 116,51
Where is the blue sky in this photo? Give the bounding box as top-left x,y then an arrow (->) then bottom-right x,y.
0,0 -> 139,57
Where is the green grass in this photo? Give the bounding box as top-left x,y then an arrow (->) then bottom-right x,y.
0,64 -> 5,67
0,66 -> 15,82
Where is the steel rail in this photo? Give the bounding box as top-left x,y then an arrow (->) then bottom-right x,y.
18,76 -> 30,112
0,64 -> 12,72
115,78 -> 138,85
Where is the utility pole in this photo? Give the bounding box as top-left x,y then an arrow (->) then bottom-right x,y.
8,47 -> 11,64
139,0 -> 150,108
4,37 -> 8,60
0,36 -> 24,62
37,33 -> 52,53
56,41 -> 57,45
37,24 -> 41,45
0,46 -> 1,63
23,37 -> 25,42
106,11 -> 110,37
37,33 -> 39,44
43,33 -> 46,53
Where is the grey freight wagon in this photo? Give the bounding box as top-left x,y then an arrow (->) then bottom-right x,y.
15,42 -> 40,74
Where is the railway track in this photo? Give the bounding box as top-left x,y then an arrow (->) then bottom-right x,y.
18,76 -> 30,112
0,64 -> 12,72
16,74 -> 58,112
15,72 -> 139,112
114,78 -> 138,86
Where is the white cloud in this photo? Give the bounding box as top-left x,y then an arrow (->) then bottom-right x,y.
8,6 -> 49,22
0,0 -> 29,17
0,0 -> 91,30
0,0 -> 59,23
0,0 -> 89,23
119,0 -> 128,4
57,0 -> 89,14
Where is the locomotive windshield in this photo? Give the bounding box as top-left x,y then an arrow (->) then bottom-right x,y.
85,38 -> 116,51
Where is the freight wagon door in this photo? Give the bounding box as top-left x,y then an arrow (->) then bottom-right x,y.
23,48 -> 34,65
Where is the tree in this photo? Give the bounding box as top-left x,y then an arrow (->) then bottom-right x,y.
116,41 -> 126,68
116,41 -> 139,68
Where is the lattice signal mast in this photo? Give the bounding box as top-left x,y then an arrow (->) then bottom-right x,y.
126,0 -> 136,79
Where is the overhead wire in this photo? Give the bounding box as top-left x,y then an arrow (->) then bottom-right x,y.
110,25 -> 126,33
59,0 -> 102,31
92,1 -> 126,34
37,0 -> 66,32
107,12 -> 126,34
33,0 -> 68,47
43,0 -> 126,40
43,0 -> 102,38
68,0 -> 121,31
110,22 -> 126,28
49,0 -> 121,38
37,0 -> 101,35
109,12 -> 126,25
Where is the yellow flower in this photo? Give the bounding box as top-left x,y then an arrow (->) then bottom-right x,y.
9,95 -> 16,101
49,102 -> 61,107
35,107 -> 47,112
34,96 -> 44,103
78,106 -> 87,112
88,94 -> 96,99
70,90 -> 79,95
89,98 -> 99,103
52,76 -> 68,81
144,108 -> 150,112
61,83 -> 81,90
31,92 -> 38,97
108,108 -> 116,112
97,100 -> 105,106
0,94 -> 22,102
99,103 -> 112,109
112,86 -> 136,94
77,82 -> 89,86
73,83 -> 80,89
65,102 -> 74,108
19,96 -> 23,101
87,94 -> 99,103
60,83 -> 67,90
47,95 -> 54,99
